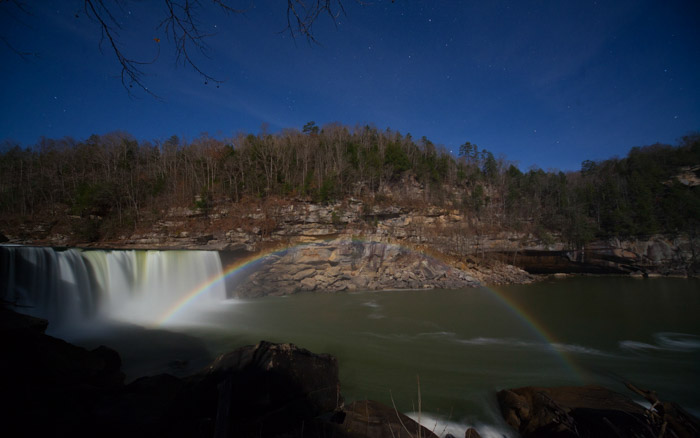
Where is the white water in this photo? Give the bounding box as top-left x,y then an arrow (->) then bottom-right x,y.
406,412 -> 511,438
620,332 -> 700,353
1,246 -> 226,327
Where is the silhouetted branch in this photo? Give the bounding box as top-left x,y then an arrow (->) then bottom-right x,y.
285,0 -> 348,43
84,0 -> 160,98
1,35 -> 36,59
0,0 -> 39,59
5,1 -> 358,97
158,0 -> 226,88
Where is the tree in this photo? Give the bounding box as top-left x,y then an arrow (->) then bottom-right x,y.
303,121 -> 320,135
580,159 -> 597,176
459,141 -> 479,164
481,150 -> 498,181
2,1 -> 356,97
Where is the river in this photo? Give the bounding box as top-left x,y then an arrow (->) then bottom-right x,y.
68,278 -> 700,436
2,246 -> 699,436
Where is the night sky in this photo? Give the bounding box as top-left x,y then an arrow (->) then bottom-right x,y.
1,0 -> 699,171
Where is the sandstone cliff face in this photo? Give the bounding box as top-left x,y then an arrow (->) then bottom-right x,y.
4,198 -> 697,279
498,235 -> 700,276
230,240 -> 481,298
120,201 -> 700,277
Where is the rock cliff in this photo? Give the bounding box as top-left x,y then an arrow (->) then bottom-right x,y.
495,235 -> 700,276
3,198 -> 698,281
230,240 -> 481,298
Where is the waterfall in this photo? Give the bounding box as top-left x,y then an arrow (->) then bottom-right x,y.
0,246 -> 227,327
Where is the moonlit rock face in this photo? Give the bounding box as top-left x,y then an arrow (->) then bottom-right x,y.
1,246 -> 226,327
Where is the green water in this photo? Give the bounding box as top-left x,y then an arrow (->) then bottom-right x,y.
74,276 -> 700,434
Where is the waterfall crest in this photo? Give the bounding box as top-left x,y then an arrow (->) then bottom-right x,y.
1,246 -> 226,326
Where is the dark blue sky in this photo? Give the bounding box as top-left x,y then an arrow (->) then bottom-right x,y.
1,1 -> 698,171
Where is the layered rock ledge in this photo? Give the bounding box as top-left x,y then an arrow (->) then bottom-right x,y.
6,197 -> 697,280
229,240 -> 481,298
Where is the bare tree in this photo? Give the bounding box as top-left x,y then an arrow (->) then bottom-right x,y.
285,0 -> 349,43
0,0 -> 39,59
3,1 -> 354,97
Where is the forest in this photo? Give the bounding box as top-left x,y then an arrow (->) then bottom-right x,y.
1,123 -> 698,247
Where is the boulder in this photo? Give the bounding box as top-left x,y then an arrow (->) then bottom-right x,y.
339,399 -> 439,438
0,307 -> 126,436
497,385 -> 700,438
464,427 -> 482,438
181,341 -> 342,438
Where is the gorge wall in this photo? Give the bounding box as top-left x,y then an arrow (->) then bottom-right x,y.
3,198 -> 698,281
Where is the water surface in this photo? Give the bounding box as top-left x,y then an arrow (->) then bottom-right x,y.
67,276 -> 700,435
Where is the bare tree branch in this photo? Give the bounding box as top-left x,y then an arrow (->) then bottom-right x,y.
84,0 -> 160,98
158,0 -> 223,88
0,0 -> 39,60
5,1 -> 359,97
83,0 -> 256,96
285,0 -> 348,44
1,34 -> 37,59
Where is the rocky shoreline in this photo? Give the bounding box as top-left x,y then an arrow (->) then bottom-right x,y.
3,306 -> 698,438
0,306 -> 451,438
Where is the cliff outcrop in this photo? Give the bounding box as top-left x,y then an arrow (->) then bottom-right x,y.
230,240 -> 480,298
495,235 -> 700,277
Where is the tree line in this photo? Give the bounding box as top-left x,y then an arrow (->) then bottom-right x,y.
1,123 -> 698,245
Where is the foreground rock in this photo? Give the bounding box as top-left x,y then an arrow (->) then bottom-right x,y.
111,340 -> 343,437
0,307 -> 125,436
342,400 -> 439,438
498,385 -> 700,438
0,307 -> 440,438
231,240 -> 481,297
